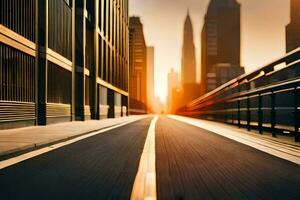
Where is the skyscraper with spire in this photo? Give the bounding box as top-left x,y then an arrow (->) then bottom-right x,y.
176,10 -> 201,110
286,0 -> 300,52
181,10 -> 196,85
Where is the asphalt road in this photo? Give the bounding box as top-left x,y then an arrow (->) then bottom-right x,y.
155,117 -> 300,200
0,118 -> 152,200
1,116 -> 300,200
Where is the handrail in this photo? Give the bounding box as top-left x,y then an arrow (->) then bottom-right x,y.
178,48 -> 300,142
189,48 -> 300,107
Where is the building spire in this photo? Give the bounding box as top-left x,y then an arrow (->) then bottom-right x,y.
181,7 -> 196,85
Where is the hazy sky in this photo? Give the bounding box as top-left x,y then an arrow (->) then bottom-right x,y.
129,0 -> 290,102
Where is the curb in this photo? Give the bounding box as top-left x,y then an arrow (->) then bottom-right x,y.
0,123 -> 126,161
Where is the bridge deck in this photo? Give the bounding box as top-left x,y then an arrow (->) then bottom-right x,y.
0,118 -> 152,199
156,117 -> 300,200
0,116 -> 299,200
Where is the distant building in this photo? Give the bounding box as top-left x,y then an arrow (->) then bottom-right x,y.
180,10 -> 201,106
182,83 -> 201,104
147,47 -> 155,112
167,68 -> 180,113
201,0 -> 244,94
207,63 -> 245,91
181,10 -> 196,85
129,17 -> 147,114
152,96 -> 166,114
286,0 -> 300,52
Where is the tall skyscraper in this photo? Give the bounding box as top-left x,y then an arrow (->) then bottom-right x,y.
147,47 -> 155,112
286,0 -> 300,52
201,0 -> 244,94
181,10 -> 196,85
180,11 -> 201,107
129,17 -> 147,114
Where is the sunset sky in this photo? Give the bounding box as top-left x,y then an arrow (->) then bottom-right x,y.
129,0 -> 290,102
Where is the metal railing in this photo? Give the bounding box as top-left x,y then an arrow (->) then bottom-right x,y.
178,48 -> 300,142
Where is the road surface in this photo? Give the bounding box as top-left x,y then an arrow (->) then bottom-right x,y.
1,116 -> 300,200
155,117 -> 300,200
0,118 -> 152,199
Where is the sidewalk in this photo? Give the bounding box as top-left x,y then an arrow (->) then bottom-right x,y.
169,115 -> 300,165
0,115 -> 147,159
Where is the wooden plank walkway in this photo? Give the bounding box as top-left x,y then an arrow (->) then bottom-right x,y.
155,117 -> 300,200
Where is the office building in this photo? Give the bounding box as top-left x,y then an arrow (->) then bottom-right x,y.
167,68 -> 180,112
201,0 -> 244,94
286,0 -> 300,52
147,47 -> 155,112
208,63 -> 244,91
0,0 -> 129,129
129,17 -> 147,114
167,68 -> 180,113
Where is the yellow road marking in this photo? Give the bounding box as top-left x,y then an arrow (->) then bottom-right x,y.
131,116 -> 158,200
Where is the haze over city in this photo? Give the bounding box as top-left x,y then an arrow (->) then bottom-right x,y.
129,0 -> 290,102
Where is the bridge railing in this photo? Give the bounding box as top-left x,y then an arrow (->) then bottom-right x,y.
177,48 -> 300,142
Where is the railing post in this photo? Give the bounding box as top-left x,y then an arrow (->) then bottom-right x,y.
247,97 -> 251,131
224,102 -> 228,123
258,94 -> 263,134
231,101 -> 234,124
238,84 -> 241,128
294,87 -> 299,142
271,92 -> 277,137
237,99 -> 241,128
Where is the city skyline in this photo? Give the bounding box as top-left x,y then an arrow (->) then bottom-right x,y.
129,0 -> 290,102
